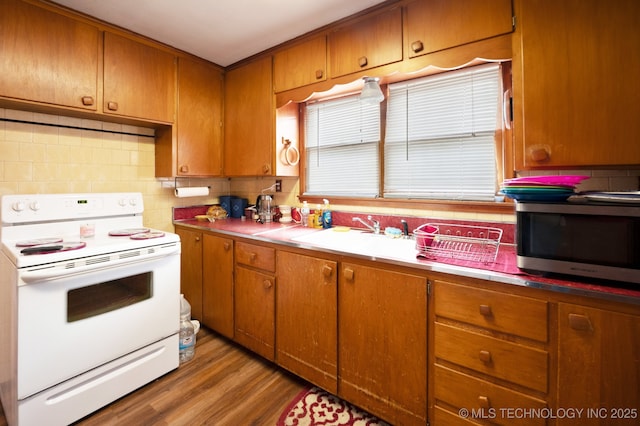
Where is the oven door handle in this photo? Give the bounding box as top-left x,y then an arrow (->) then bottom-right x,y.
20,244 -> 180,284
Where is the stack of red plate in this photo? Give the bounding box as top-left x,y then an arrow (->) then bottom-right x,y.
500,175 -> 589,201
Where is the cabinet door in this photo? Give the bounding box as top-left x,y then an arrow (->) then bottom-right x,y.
0,0 -> 99,110
405,0 -> 513,58
224,56 -> 274,176
176,57 -> 223,176
339,263 -> 427,425
276,251 -> 337,392
103,32 -> 176,123
202,234 -> 234,338
274,35 -> 327,92
234,266 -> 275,360
174,227 -> 203,320
558,303 -> 640,425
513,0 -> 640,168
329,7 -> 403,78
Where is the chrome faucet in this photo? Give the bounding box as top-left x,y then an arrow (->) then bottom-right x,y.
352,215 -> 380,234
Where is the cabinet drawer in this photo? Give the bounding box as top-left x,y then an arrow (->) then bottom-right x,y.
235,242 -> 275,271
435,323 -> 548,393
434,365 -> 547,426
432,406 -> 480,425
434,281 -> 548,342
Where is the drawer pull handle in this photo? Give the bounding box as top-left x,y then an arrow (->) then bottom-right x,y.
479,350 -> 492,364
478,395 -> 491,408
479,304 -> 493,317
249,252 -> 257,262
81,96 -> 94,106
411,40 -> 424,53
107,101 -> 119,111
568,313 -> 593,332
358,56 -> 368,68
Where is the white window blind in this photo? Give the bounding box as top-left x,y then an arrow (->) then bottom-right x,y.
304,95 -> 380,197
384,63 -> 501,200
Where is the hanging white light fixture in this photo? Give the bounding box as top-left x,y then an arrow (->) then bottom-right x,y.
360,76 -> 384,104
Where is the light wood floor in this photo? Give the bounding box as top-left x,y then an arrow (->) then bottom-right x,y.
0,328 -> 308,426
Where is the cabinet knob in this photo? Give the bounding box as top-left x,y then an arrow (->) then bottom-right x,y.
478,350 -> 492,364
478,395 -> 491,408
195,236 -> 200,242
315,69 -> 324,80
568,313 -> 593,332
262,164 -> 271,174
528,145 -> 551,163
107,101 -> 119,111
343,268 -> 354,281
249,252 -> 257,262
411,40 -> 424,53
479,304 -> 493,317
263,279 -> 273,289
179,165 -> 189,173
322,264 -> 333,278
81,96 -> 94,106
358,56 -> 368,68
223,242 -> 231,251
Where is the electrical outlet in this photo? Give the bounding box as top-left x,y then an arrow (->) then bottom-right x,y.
275,179 -> 282,192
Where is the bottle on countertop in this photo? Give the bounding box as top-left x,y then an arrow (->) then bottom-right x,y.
314,204 -> 323,228
179,294 -> 195,364
321,198 -> 332,229
300,201 -> 310,227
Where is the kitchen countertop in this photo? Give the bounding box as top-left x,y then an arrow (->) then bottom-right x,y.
174,217 -> 640,306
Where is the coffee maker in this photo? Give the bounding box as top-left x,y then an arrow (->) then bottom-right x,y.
255,194 -> 273,223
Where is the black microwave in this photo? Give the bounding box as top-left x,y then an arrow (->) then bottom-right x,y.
516,201 -> 640,284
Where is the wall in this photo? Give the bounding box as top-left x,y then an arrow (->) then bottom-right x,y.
2,108 -> 638,233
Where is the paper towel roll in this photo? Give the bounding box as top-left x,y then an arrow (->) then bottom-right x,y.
174,187 -> 209,198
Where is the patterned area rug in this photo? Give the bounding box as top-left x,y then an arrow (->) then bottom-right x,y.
277,387 -> 391,426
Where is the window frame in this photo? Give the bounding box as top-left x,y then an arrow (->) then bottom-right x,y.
297,61 -> 514,214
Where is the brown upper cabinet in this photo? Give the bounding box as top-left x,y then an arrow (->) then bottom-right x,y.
513,0 -> 640,168
0,0 -> 100,111
328,6 -> 403,78
274,35 -> 327,93
405,0 -> 514,58
103,32 -> 176,124
155,57 -> 223,177
224,56 -> 275,176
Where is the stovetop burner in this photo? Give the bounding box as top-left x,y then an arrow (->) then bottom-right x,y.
15,237 -> 64,247
20,241 -> 87,255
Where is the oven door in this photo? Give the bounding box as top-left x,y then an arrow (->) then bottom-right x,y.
17,250 -> 180,400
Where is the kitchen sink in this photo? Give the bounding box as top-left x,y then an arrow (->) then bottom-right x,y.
292,228 -> 418,259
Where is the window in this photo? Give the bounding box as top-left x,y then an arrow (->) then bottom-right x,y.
303,63 -> 504,201
304,96 -> 380,197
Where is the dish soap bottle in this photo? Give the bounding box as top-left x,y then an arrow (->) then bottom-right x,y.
322,198 -> 332,229
179,294 -> 195,363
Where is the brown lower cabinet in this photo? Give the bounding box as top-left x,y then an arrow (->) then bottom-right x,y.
202,234 -> 234,338
339,262 -> 428,425
233,241 -> 276,361
177,227 -> 640,426
276,251 -> 338,392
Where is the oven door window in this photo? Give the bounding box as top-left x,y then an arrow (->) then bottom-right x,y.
67,272 -> 152,322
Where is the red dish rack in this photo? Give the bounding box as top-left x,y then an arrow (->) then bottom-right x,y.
414,223 -> 503,264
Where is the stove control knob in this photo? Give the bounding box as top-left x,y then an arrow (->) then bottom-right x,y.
129,198 -> 137,206
119,198 -> 127,207
12,201 -> 25,212
29,201 -> 41,211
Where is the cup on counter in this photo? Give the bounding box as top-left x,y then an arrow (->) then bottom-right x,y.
80,223 -> 95,238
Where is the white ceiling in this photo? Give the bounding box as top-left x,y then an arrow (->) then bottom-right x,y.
52,0 -> 388,67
